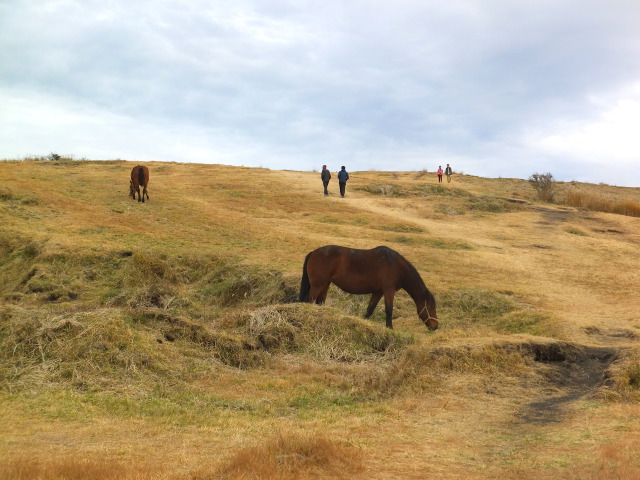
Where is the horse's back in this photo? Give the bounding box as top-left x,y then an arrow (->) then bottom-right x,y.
306,245 -> 402,294
131,165 -> 149,186
310,245 -> 398,267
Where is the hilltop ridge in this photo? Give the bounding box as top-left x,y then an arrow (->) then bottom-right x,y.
1,159 -> 639,479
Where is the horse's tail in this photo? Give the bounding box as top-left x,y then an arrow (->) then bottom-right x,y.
298,251 -> 312,302
138,166 -> 145,186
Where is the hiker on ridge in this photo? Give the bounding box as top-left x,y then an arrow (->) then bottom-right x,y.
321,165 -> 331,197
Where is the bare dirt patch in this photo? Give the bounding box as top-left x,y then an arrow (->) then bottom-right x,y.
517,345 -> 616,424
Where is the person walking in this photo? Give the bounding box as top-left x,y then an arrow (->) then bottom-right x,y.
445,163 -> 453,183
337,166 -> 349,197
321,165 -> 331,196
437,165 -> 444,183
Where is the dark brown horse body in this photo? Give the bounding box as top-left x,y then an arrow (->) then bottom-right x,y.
130,165 -> 149,202
299,245 -> 438,330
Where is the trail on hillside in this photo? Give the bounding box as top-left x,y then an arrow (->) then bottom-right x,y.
284,168 -> 637,339
281,171 -> 639,427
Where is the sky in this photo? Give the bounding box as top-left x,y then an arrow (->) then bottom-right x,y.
1,0 -> 640,187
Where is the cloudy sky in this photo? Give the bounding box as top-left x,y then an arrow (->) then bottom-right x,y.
1,1 -> 640,186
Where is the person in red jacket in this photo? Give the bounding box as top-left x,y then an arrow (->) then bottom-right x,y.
437,166 -> 444,183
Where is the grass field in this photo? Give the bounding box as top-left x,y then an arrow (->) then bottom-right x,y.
1,159 -> 639,479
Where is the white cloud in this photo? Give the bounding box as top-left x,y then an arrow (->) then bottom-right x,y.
528,84 -> 640,169
1,0 -> 640,186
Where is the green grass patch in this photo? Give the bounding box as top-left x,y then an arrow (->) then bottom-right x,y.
424,238 -> 473,250
413,185 -> 472,197
379,223 -> 425,233
566,227 -> 588,236
436,203 -> 466,215
438,289 -> 557,336
357,184 -> 403,196
466,197 -> 516,213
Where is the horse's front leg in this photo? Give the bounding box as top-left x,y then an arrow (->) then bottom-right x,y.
383,290 -> 395,329
364,292 -> 382,318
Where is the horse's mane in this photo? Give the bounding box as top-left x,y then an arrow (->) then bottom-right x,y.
377,246 -> 435,303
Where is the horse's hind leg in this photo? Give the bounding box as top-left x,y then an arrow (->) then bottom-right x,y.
316,285 -> 330,304
364,292 -> 382,318
136,186 -> 142,202
309,284 -> 330,304
141,185 -> 147,203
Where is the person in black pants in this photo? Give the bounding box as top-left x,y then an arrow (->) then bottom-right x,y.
445,163 -> 453,183
338,166 -> 349,197
321,165 -> 331,196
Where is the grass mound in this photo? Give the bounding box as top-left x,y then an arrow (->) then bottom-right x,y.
0,306 -> 204,392
227,303 -> 414,362
0,232 -> 297,313
363,337 -> 587,397
602,348 -> 640,402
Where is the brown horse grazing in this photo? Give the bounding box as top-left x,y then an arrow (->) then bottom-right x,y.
299,245 -> 438,330
130,165 -> 149,202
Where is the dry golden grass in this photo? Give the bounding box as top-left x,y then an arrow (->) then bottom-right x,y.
210,431 -> 364,480
566,189 -> 640,217
1,159 -> 640,479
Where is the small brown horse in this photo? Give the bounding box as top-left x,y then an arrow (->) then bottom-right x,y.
130,165 -> 149,202
299,245 -> 438,330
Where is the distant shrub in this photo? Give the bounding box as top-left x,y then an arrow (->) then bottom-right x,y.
529,172 -> 555,202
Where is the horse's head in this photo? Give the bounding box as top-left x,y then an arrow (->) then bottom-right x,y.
418,297 -> 438,331
129,180 -> 135,198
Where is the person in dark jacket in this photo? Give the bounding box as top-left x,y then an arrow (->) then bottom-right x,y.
321,165 -> 331,196
445,163 -> 453,183
337,166 -> 349,197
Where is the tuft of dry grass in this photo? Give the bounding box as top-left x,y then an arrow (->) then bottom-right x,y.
209,431 -> 364,480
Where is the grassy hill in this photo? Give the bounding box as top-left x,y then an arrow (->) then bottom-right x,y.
1,158 -> 639,479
